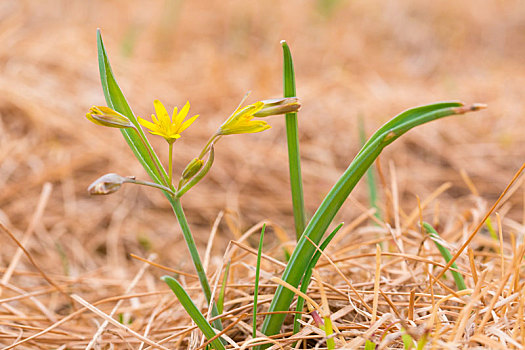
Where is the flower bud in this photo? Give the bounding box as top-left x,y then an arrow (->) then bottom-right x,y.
86,106 -> 134,128
87,173 -> 133,195
181,158 -> 204,180
217,101 -> 271,136
252,97 -> 301,118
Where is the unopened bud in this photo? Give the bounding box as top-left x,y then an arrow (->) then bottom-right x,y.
88,173 -> 133,195
252,97 -> 301,118
86,106 -> 134,128
182,158 -> 204,180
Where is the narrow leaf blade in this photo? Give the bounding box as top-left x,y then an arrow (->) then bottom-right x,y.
260,102 -> 482,341
423,222 -> 467,290
281,41 -> 306,240
97,30 -> 168,186
162,276 -> 225,350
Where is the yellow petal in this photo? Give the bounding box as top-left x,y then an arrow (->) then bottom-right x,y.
151,114 -> 160,125
138,117 -> 158,131
220,120 -> 271,135
174,101 -> 190,126
86,114 -> 105,126
148,130 -> 171,138
153,100 -> 171,126
171,106 -> 179,124
179,114 -> 199,132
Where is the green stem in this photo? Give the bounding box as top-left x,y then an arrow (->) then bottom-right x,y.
129,179 -> 175,195
168,142 -> 174,189
169,196 -> 223,330
199,134 -> 221,159
282,41 -> 306,240
134,128 -> 170,188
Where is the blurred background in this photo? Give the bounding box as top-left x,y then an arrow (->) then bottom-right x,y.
1,0 -> 525,285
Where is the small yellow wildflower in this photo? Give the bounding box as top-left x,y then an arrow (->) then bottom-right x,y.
218,101 -> 271,135
138,100 -> 198,143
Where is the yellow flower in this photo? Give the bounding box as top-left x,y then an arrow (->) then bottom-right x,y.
138,100 -> 198,143
218,101 -> 271,135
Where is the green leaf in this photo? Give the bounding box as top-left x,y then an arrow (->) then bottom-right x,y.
217,260 -> 230,315
293,223 -> 343,334
260,102 -> 482,342
253,224 -> 265,338
97,30 -> 168,187
282,41 -> 306,240
162,276 -> 225,350
422,222 -> 467,290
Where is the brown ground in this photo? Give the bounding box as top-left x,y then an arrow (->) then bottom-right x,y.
1,0 -> 525,348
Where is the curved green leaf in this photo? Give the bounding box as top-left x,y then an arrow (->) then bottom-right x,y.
293,223 -> 343,334
260,102 -> 482,341
162,276 -> 225,350
97,30 -> 168,187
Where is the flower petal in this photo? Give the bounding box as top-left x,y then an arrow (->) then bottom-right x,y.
138,117 -> 158,131
154,100 -> 171,126
174,101 -> 190,127
179,114 -> 199,132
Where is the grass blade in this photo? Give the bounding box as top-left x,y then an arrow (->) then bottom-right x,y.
422,222 -> 467,290
293,223 -> 343,334
97,30 -> 168,187
281,40 -> 306,240
253,224 -> 265,338
217,260 -> 230,315
260,102 -> 484,341
169,197 -> 223,331
162,276 -> 225,350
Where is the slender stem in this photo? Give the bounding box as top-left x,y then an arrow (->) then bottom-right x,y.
133,128 -> 170,187
168,142 -> 174,189
199,134 -> 221,159
169,196 -> 223,331
128,179 -> 175,196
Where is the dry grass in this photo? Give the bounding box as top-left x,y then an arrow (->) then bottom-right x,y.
1,0 -> 525,348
